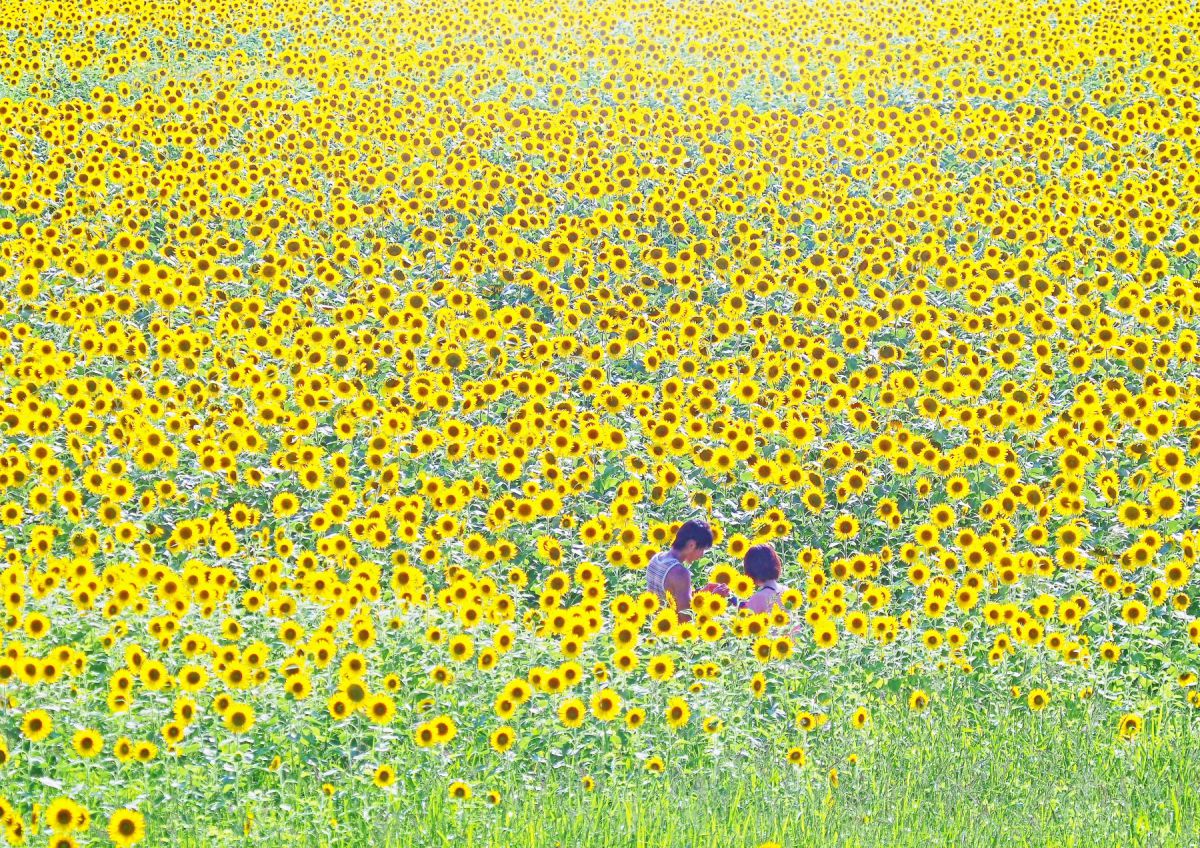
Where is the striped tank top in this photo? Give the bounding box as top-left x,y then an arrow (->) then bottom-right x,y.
646,549 -> 686,602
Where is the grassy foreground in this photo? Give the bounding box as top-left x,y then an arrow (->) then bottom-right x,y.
139,701 -> 1199,848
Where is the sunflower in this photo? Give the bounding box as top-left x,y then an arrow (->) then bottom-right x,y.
590,688 -> 621,721
72,729 -> 103,758
46,798 -> 80,834
1121,600 -> 1148,626
107,809 -> 146,847
223,703 -> 255,734
646,654 -> 675,682
749,672 -> 767,699
21,709 -> 53,742
624,707 -> 646,730
489,725 -> 516,753
557,697 -> 586,728
365,694 -> 397,726
832,514 -> 859,540
1117,713 -> 1144,740
373,764 -> 396,788
665,696 -> 691,730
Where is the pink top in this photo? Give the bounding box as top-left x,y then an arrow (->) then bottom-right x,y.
742,580 -> 784,614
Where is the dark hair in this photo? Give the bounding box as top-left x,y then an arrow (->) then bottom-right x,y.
743,544 -> 782,581
672,519 -> 713,551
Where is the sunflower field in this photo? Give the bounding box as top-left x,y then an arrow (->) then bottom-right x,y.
2,0 -> 1200,844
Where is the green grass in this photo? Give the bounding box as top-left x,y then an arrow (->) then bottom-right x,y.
136,699 -> 1200,847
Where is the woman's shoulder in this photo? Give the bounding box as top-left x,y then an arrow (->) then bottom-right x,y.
743,582 -> 785,612
743,589 -> 771,612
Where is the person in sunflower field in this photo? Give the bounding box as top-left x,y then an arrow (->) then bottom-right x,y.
736,543 -> 788,613
646,519 -> 728,621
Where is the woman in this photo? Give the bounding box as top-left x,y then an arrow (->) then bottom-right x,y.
739,544 -> 786,613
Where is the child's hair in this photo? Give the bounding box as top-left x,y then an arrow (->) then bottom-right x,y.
672,519 -> 714,551
743,544 -> 782,581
